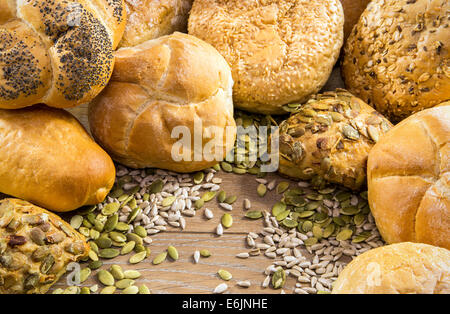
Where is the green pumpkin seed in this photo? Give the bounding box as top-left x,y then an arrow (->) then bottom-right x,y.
201,191 -> 217,202
89,260 -> 103,270
134,225 -> 147,238
304,237 -> 318,246
149,179 -> 164,194
95,237 -> 112,249
193,172 -> 204,184
109,232 -> 127,243
276,210 -> 290,221
200,249 -> 211,257
121,241 -> 136,255
138,284 -> 151,294
134,244 -> 146,253
302,220 -> 313,233
224,195 -> 237,204
115,279 -> 135,289
124,270 -> 141,279
257,184 -> 267,197
342,124 -> 360,140
245,210 -> 263,219
272,202 -> 287,216
100,286 -> 116,294
70,215 -> 83,229
90,228 -> 100,240
217,191 -> 226,203
341,206 -> 360,215
221,162 -> 233,172
336,229 -> 353,241
354,213 -> 366,226
126,233 -> 143,246
232,167 -> 247,175
323,224 -> 335,238
98,248 -> 120,259
122,286 -> 139,294
80,287 -> 90,294
162,196 -> 176,207
195,199 -> 204,209
312,225 -> 323,239
102,203 -> 120,216
218,269 -> 232,281
297,211 -> 315,218
153,252 -> 167,265
272,267 -> 286,289
97,270 -> 115,286
333,217 -> 346,227
282,218 -> 298,229
115,222 -> 130,232
110,265 -> 124,280
167,246 -> 179,261
276,182 -> 290,194
221,213 -> 233,228
129,251 -> 147,264
88,250 -> 99,261
127,208 -> 141,223
104,214 -> 119,232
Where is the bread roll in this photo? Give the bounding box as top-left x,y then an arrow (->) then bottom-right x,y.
0,198 -> 89,294
276,90 -> 392,190
367,103 -> 449,249
332,242 -> 450,294
119,0 -> 193,48
340,0 -> 370,40
0,0 -> 127,109
0,105 -> 116,212
188,0 -> 344,115
342,0 -> 450,122
89,32 -> 236,172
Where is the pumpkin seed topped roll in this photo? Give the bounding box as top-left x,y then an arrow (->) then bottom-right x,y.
0,199 -> 89,294
275,90 -> 392,190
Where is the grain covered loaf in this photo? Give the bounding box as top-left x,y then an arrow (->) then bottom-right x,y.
342,0 -> 450,122
332,242 -> 450,294
367,103 -> 450,249
188,0 -> 344,114
0,0 -> 127,109
119,0 -> 193,48
0,105 -> 116,212
276,90 -> 392,190
89,32 -> 236,172
0,199 -> 89,294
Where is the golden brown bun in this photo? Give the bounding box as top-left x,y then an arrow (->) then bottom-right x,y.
332,242 -> 450,294
0,198 -> 89,294
89,32 -> 236,172
367,103 -> 450,249
0,105 -> 116,212
0,0 -> 127,109
188,0 -> 344,115
340,0 -> 370,40
342,0 -> 450,122
119,0 -> 193,48
276,90 -> 392,190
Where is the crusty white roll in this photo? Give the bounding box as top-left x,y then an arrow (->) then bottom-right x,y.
332,242 -> 450,294
89,32 -> 236,172
119,0 -> 193,48
0,0 -> 127,109
188,0 -> 344,115
367,103 -> 449,249
0,105 -> 116,212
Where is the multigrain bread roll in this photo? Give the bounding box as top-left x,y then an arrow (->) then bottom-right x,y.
0,106 -> 116,212
342,0 -> 450,122
0,198 -> 89,294
276,90 -> 392,190
332,242 -> 450,294
0,0 -> 127,109
367,103 -> 449,249
188,0 -> 344,114
119,0 -> 193,48
89,32 -> 236,172
340,0 -> 371,40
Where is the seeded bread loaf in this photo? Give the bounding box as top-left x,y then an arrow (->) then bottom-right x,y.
188,0 -> 344,115
276,90 -> 392,190
342,0 -> 450,122
367,103 -> 449,249
0,105 -> 116,212
0,0 -> 127,109
340,0 -> 371,40
332,242 -> 450,294
0,198 -> 89,294
118,0 -> 193,48
89,32 -> 236,172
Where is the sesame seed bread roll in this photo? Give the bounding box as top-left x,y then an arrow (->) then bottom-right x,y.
89,32 -> 236,172
0,105 -> 116,212
332,242 -> 450,294
188,0 -> 344,115
119,0 -> 193,48
367,103 -> 450,250
342,0 -> 450,122
0,0 -> 127,109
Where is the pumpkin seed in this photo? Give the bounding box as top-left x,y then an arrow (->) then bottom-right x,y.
129,251 -> 147,264
88,250 -> 99,261
167,246 -> 179,261
341,206 -> 360,215
272,267 -> 286,289
122,286 -> 139,294
275,210 -> 290,221
115,279 -> 135,289
97,270 -> 115,286
221,162 -> 233,172
312,225 -> 323,239
115,222 -> 130,232
218,269 -> 232,281
89,260 -> 103,270
193,172 -> 204,184
138,284 -> 151,294
302,221 -> 313,233
217,191 -> 226,203
336,229 -> 353,241
126,233 -> 143,246
201,191 -> 217,202
221,213 -> 233,228
80,287 -> 90,294
79,268 -> 91,283
276,182 -> 290,194
124,270 -> 141,279
281,218 -> 298,229
162,196 -> 176,207
323,224 -> 335,238
195,199 -> 204,209
257,184 -> 267,197
109,232 -> 127,243
100,286 -> 116,294
134,225 -> 147,238
200,249 -> 211,257
70,215 -> 83,229
127,208 -> 141,223
153,252 -> 167,265
245,211 -> 263,219
99,248 -> 120,259
304,237 -> 318,246
297,211 -> 315,218
110,265 -> 124,280
102,203 -> 120,216
149,179 -> 164,194
121,241 -> 136,255
224,195 -> 237,204
272,202 -> 287,216
104,214 -> 119,232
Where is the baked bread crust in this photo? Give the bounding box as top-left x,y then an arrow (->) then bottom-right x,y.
89,32 -> 236,172
188,0 -> 344,114
0,105 -> 116,212
276,90 -> 392,190
332,242 -> 450,294
342,0 -> 450,122
119,0 -> 193,48
340,0 -> 370,40
0,198 -> 89,294
367,103 -> 450,249
0,0 -> 127,109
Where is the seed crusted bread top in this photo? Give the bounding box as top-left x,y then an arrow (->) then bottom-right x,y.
342,0 -> 450,122
0,0 -> 126,109
0,198 -> 89,294
188,0 -> 344,115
